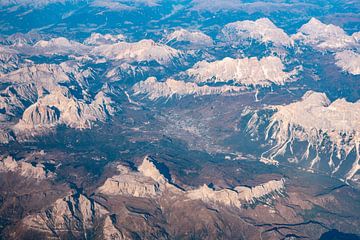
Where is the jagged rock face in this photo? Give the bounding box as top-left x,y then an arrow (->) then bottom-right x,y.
0,46 -> 19,74
98,156 -> 174,198
0,130 -> 14,144
0,62 -> 89,122
138,156 -> 168,183
246,91 -> 360,181
132,77 -> 245,100
187,56 -> 298,87
335,50 -> 360,75
293,18 -> 358,50
0,155 -> 50,180
20,193 -> 109,239
164,29 -> 213,48
187,179 -> 285,207
99,156 -> 286,209
105,63 -> 150,82
222,18 -> 294,47
92,39 -> 183,65
84,33 -> 126,46
1,32 -> 44,46
2,62 -> 93,94
0,60 -> 114,140
20,104 -> 60,126
15,90 -> 114,131
0,83 -> 38,121
102,215 -> 126,240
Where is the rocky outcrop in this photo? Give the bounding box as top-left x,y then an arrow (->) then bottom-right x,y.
21,193 -> 109,239
3,62 -> 93,89
0,155 -> 50,180
222,18 -> 294,47
0,45 -> 19,74
187,56 -> 298,87
98,156 -> 171,198
99,156 -> 286,208
0,129 -> 14,144
102,215 -> 126,240
246,91 -> 360,181
187,179 -> 285,207
98,164 -> 163,198
14,90 -> 114,131
0,60 -> 110,124
132,77 -> 245,100
0,83 -> 38,121
0,62 -> 94,120
105,63 -> 150,82
335,50 -> 360,75
0,61 -> 110,140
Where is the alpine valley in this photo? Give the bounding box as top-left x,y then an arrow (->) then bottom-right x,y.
0,0 -> 359,239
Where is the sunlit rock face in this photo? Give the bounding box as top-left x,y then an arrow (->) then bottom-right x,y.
99,156 -> 286,208
102,215 -> 126,240
132,77 -> 245,100
98,156 -> 175,198
98,164 -> 164,198
293,18 -> 358,50
247,91 -> 360,181
186,178 -> 285,207
0,155 -> 51,180
14,90 -> 114,131
335,50 -> 360,75
0,61 -> 114,140
21,193 -> 110,239
187,56 -> 298,87
222,18 -> 294,47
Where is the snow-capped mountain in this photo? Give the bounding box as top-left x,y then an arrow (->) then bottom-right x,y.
164,28 -> 213,49
32,37 -> 89,55
222,18 -> 294,47
187,56 -> 298,87
92,39 -> 183,65
293,18 -> 358,50
84,32 -> 126,46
